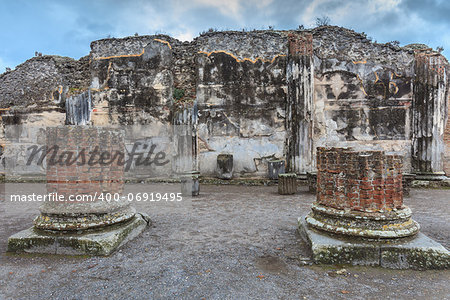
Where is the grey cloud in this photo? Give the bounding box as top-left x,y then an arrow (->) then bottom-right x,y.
402,0 -> 450,25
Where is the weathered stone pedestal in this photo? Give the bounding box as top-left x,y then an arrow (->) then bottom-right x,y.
8,213 -> 150,256
299,147 -> 449,269
7,127 -> 150,256
402,173 -> 416,197
181,171 -> 200,196
414,172 -> 447,181
306,171 -> 317,194
217,154 -> 233,179
268,159 -> 285,180
278,173 -> 297,195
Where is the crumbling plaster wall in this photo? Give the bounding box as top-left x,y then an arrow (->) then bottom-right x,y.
195,31 -> 288,177
0,55 -> 89,128
310,27 -> 416,172
88,35 -> 200,179
89,35 -> 176,126
1,26 -> 449,178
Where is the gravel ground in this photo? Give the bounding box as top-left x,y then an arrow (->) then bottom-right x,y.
0,183 -> 449,300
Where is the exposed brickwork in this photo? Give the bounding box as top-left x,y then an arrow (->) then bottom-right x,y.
288,33 -> 313,56
46,127 -> 124,200
316,147 -> 403,212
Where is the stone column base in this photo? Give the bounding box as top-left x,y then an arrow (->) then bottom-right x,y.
7,213 -> 150,256
414,172 -> 447,181
181,171 -> 200,196
305,203 -> 420,239
34,206 -> 136,231
299,217 -> 449,270
278,173 -> 297,195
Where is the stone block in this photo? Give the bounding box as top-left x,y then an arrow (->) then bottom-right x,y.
181,171 -> 200,196
299,217 -> 449,270
268,159 -> 285,180
307,171 -> 317,193
8,214 -> 150,256
278,173 -> 297,195
217,154 -> 233,179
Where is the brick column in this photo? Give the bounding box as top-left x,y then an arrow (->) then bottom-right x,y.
35,126 -> 135,231
306,147 -> 419,238
8,126 -> 149,256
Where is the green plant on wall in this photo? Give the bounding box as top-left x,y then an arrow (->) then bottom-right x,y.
173,88 -> 185,101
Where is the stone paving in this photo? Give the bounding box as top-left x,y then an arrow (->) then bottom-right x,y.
0,183 -> 449,299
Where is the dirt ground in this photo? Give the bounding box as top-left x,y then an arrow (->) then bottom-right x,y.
0,183 -> 449,300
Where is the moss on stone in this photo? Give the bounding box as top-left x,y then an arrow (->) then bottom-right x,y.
7,215 -> 149,256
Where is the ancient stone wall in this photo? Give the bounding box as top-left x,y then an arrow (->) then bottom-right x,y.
172,41 -> 198,100
0,26 -> 449,179
311,27 -> 415,173
0,55 -> 89,128
195,31 -> 288,176
89,35 -> 176,125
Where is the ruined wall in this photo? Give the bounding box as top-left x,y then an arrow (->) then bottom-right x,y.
89,35 -> 201,179
1,27 -> 449,179
89,35 -> 176,126
195,31 -> 288,177
0,55 -> 89,130
311,27 -> 415,173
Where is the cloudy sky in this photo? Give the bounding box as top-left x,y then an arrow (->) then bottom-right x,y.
0,0 -> 449,71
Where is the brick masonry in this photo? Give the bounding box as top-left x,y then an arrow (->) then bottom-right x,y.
316,147 -> 403,212
46,126 -> 124,200
288,33 -> 313,56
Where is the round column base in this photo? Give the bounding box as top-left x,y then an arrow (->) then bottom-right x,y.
305,203 -> 420,239
34,206 -> 136,231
